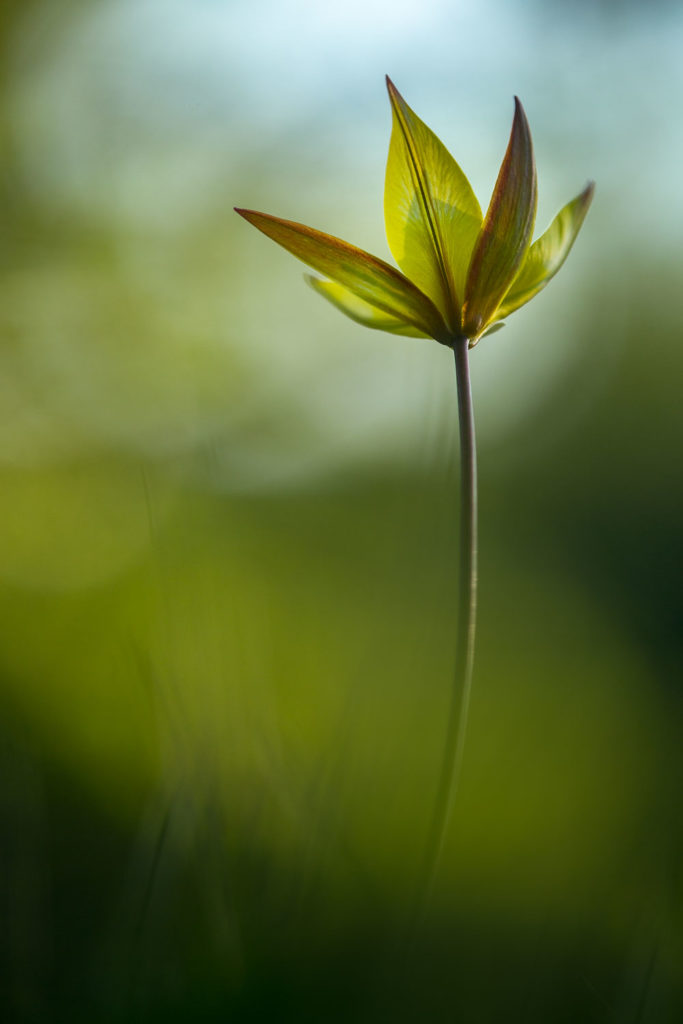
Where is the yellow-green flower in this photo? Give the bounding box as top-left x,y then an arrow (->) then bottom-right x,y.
236,77 -> 594,348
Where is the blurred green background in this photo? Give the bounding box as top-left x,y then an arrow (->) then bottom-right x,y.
1,1 -> 682,1020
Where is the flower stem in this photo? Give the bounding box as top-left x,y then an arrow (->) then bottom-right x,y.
419,335 -> 478,909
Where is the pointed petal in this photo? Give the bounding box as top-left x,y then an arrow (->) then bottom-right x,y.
495,182 -> 595,319
306,276 -> 430,338
235,208 -> 447,340
468,320 -> 505,348
463,97 -> 537,338
384,77 -> 482,333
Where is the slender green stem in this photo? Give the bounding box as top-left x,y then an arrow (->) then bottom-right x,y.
419,335 -> 478,907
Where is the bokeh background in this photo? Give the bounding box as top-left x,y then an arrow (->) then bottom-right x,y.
1,0 -> 682,1020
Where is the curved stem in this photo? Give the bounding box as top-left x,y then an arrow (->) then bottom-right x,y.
419,335 -> 478,908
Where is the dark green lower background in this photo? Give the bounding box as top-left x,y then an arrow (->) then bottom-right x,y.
2,306 -> 682,1019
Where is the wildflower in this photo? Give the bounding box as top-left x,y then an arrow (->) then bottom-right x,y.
235,81 -> 595,906
235,77 -> 593,348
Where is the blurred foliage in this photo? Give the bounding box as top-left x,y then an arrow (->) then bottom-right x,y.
1,1 -> 682,1022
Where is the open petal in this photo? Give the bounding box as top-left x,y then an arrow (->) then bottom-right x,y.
235,208 -> 447,340
494,182 -> 595,319
384,77 -> 482,334
463,97 -> 537,339
468,321 -> 505,348
306,276 -> 430,338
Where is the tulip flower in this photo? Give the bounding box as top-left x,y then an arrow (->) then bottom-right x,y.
235,78 -> 593,349
235,78 -> 594,905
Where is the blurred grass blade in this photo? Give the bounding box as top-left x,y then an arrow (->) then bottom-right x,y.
306,276 -> 430,337
495,182 -> 596,318
384,77 -> 482,333
463,97 -> 537,338
235,208 -> 446,339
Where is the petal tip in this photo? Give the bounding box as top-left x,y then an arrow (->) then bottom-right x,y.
512,96 -> 531,133
576,181 -> 596,214
385,76 -> 402,107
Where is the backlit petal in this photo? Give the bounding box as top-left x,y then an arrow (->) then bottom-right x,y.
384,77 -> 482,334
494,182 -> 595,319
463,97 -> 537,338
235,208 -> 447,341
306,276 -> 430,338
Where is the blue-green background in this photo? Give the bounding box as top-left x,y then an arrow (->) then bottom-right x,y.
1,0 -> 681,1020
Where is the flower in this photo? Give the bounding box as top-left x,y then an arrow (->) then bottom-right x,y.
235,77 -> 594,348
